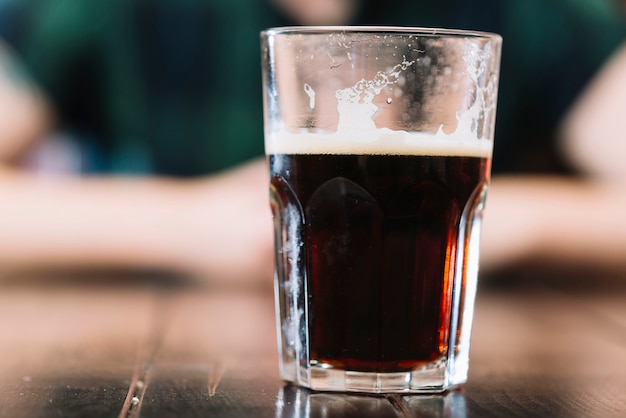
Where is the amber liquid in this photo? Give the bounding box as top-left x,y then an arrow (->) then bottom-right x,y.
270,153 -> 489,373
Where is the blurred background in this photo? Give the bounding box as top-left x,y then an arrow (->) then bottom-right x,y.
0,2 -> 625,416
0,0 -> 624,286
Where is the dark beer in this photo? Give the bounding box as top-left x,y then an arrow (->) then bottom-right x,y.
270,149 -> 490,373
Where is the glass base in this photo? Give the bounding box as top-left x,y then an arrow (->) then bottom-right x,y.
283,359 -> 463,394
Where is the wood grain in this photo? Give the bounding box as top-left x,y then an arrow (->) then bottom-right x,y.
0,273 -> 625,417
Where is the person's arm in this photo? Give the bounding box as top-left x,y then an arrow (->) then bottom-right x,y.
0,41 -> 53,163
481,176 -> 626,271
481,42 -> 626,272
559,42 -> 626,180
0,47 -> 274,287
0,161 -> 274,287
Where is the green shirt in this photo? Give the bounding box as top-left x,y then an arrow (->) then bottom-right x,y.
1,0 -> 287,176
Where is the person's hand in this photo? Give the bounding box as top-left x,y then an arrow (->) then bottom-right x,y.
480,176 -> 548,271
180,158 -> 274,288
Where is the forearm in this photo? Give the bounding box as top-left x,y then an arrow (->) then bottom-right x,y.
0,159 -> 274,286
537,180 -> 626,266
0,170 -> 194,271
481,176 -> 626,270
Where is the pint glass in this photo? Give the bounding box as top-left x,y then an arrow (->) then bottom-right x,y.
261,27 -> 502,393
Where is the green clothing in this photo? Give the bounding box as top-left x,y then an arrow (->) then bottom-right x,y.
1,0 -> 625,175
1,0 -> 287,176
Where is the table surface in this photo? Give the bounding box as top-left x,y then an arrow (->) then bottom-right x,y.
1,266 -> 625,418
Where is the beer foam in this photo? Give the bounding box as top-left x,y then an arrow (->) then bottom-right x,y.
334,57 -> 416,134
266,129 -> 492,158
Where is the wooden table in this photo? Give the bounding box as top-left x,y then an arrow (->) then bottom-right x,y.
1,267 -> 625,417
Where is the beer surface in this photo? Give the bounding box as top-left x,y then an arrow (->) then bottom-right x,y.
270,151 -> 490,372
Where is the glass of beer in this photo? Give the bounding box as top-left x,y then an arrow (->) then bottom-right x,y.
261,26 -> 501,393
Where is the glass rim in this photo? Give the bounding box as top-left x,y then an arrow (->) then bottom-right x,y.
261,25 -> 502,41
